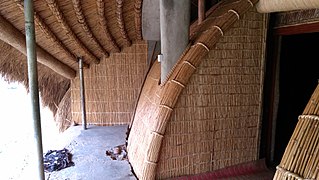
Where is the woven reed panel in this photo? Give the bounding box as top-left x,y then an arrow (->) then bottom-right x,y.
155,10 -> 268,179
275,9 -> 319,28
71,41 -> 147,125
127,61 -> 162,179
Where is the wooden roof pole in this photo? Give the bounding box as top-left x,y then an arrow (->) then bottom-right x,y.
0,15 -> 76,79
198,0 -> 205,24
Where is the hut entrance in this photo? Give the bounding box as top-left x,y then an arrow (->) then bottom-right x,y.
262,32 -> 319,166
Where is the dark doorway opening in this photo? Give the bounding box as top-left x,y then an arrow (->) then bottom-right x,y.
274,32 -> 319,164
262,32 -> 319,166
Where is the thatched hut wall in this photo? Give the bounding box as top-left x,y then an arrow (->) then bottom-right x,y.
71,41 -> 148,125
127,0 -> 267,179
156,9 -> 268,179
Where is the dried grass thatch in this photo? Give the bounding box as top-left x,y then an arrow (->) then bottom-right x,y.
0,39 -> 70,130
0,0 -> 141,75
54,88 -> 72,132
127,0 -> 261,179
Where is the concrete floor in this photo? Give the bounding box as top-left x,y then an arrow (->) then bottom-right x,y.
45,125 -> 136,180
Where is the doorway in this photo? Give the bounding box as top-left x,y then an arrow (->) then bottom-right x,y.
262,32 -> 319,166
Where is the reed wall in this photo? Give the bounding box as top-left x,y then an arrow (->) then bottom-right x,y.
71,41 -> 147,125
155,9 -> 268,179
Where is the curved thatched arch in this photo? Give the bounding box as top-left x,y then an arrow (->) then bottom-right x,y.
127,0 -> 259,179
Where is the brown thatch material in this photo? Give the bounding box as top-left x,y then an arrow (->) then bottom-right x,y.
0,0 -> 140,72
70,42 -> 148,126
135,0 -> 143,40
274,84 -> 319,179
127,0 -> 261,179
0,0 -> 142,130
156,8 -> 267,179
0,39 -> 70,127
55,88 -> 72,132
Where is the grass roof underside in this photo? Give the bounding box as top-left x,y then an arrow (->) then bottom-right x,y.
0,39 -> 71,131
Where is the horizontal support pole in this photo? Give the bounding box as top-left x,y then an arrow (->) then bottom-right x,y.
0,15 -> 76,79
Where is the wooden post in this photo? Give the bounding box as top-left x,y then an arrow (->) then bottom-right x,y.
24,0 -> 45,179
198,0 -> 205,24
79,57 -> 87,130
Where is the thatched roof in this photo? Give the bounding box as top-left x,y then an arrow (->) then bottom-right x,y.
0,0 -> 142,130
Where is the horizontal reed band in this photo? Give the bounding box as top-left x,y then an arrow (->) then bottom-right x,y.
145,159 -> 157,165
228,9 -> 240,19
276,166 -> 312,180
196,42 -> 210,52
159,104 -> 173,111
298,114 -> 319,121
183,60 -> 197,70
213,25 -> 224,36
247,0 -> 254,7
151,131 -> 164,138
171,79 -> 185,88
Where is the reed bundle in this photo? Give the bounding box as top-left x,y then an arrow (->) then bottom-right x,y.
274,84 -> 319,179
127,0 -> 262,179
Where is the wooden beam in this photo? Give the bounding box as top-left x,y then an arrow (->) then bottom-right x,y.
96,0 -> 121,52
0,15 -> 76,79
198,0 -> 205,24
275,22 -> 319,35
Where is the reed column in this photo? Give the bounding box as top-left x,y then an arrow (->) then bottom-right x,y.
24,0 -> 45,179
160,0 -> 191,83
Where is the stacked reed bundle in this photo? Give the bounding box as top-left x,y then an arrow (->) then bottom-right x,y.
274,84 -> 319,179
156,7 -> 267,179
127,0 -> 260,179
55,89 -> 72,132
0,0 -> 140,71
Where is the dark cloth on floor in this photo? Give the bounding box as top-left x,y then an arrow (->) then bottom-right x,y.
43,148 -> 74,172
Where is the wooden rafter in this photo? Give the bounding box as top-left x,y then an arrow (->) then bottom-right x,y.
46,0 -> 100,64
13,0 -> 89,69
116,0 -> 132,47
0,14 -> 76,79
96,0 -> 121,53
135,0 -> 143,40
72,0 -> 110,58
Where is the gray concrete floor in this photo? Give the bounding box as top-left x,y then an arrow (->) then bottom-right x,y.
45,125 -> 136,180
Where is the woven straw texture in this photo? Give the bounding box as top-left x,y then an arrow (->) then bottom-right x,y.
127,0 -> 264,179
156,9 -> 267,179
274,84 -> 319,179
0,0 -> 141,73
71,42 -> 148,125
0,39 -> 70,130
0,0 -> 144,130
256,0 -> 319,13
275,9 -> 319,28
